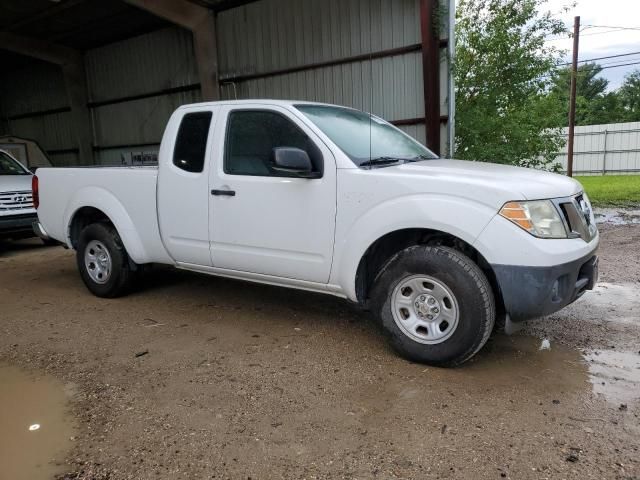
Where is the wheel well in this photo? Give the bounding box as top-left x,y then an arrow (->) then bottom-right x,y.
355,228 -> 504,317
69,207 -> 113,249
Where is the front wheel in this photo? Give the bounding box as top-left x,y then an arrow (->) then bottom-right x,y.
76,223 -> 134,298
371,246 -> 495,367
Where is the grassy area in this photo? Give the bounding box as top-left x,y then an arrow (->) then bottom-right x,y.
575,175 -> 640,207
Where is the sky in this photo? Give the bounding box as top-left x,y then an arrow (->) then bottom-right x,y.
544,0 -> 640,90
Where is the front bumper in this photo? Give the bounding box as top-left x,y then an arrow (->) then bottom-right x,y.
0,213 -> 38,238
493,251 -> 599,322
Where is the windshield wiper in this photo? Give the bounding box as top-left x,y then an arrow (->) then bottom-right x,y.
359,156 -> 416,168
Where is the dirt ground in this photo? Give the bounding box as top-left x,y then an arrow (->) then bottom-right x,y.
0,224 -> 639,480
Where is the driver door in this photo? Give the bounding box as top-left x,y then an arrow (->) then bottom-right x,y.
208,104 -> 337,283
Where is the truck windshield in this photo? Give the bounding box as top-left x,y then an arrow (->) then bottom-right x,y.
295,105 -> 438,166
0,151 -> 30,175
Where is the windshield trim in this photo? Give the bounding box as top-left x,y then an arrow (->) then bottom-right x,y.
294,104 -> 439,167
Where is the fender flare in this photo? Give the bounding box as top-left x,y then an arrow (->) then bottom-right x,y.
63,186 -> 150,264
330,194 -> 498,301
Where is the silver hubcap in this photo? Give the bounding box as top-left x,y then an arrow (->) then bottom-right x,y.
391,275 -> 460,344
84,240 -> 112,284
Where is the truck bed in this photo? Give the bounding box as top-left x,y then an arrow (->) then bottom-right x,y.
37,166 -> 171,264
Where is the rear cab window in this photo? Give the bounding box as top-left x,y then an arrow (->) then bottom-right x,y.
173,112 -> 213,173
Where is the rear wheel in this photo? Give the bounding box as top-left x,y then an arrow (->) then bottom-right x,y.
76,223 -> 134,298
371,246 -> 495,367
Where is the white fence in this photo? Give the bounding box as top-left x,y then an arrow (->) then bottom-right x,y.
553,122 -> 640,175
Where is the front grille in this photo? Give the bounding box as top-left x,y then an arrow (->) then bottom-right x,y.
557,194 -> 597,242
0,190 -> 34,212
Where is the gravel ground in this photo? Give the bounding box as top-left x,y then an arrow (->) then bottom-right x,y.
0,225 -> 639,480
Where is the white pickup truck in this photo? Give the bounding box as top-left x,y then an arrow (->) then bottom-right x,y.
34,100 -> 599,366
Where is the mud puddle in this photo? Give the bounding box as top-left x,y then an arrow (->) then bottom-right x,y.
594,207 -> 640,225
0,365 -> 76,480
584,350 -> 640,405
460,334 -> 587,394
584,282 -> 640,325
462,335 -> 639,407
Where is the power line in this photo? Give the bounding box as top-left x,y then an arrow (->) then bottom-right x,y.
559,50 -> 640,66
598,56 -> 640,68
545,25 -> 640,42
536,60 -> 640,81
583,24 -> 640,32
580,28 -> 638,37
599,60 -> 640,71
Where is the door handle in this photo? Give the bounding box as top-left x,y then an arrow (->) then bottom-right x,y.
211,189 -> 236,196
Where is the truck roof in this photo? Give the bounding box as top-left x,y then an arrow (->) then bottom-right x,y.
176,99 -> 352,110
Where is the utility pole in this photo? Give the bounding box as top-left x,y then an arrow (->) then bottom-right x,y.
567,15 -> 580,177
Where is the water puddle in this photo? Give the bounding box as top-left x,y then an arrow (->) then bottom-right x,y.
584,349 -> 640,405
462,334 -> 587,394
466,335 -> 640,406
0,365 -> 76,480
594,207 -> 640,225
582,282 -> 640,325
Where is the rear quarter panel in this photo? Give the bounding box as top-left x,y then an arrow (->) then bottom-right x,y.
37,167 -> 172,264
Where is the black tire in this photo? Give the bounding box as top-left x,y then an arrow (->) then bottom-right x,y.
76,223 -> 134,298
370,246 -> 495,367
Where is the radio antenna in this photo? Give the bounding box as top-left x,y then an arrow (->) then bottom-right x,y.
368,0 -> 374,169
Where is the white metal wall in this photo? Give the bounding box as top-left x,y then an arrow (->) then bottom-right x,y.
554,122 -> 640,175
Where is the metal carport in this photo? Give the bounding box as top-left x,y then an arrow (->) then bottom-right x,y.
0,0 -> 454,166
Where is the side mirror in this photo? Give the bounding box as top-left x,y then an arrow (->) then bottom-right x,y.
271,147 -> 320,178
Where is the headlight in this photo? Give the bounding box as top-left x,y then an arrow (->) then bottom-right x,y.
499,200 -> 567,238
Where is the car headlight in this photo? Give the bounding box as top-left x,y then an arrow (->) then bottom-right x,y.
499,200 -> 567,239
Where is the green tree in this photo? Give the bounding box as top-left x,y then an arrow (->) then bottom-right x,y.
454,0 -> 568,169
550,63 -> 608,100
548,63 -> 623,125
619,70 -> 640,122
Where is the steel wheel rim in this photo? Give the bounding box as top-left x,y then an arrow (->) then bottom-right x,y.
391,274 -> 460,345
84,240 -> 112,285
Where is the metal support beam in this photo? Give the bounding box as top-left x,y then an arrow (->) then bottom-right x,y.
420,0 -> 441,155
0,31 -> 95,164
62,61 -> 95,164
192,13 -> 219,101
123,0 -> 219,101
0,31 -> 80,65
7,0 -> 89,32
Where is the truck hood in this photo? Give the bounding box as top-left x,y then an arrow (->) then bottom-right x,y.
392,159 -> 582,203
0,173 -> 33,192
